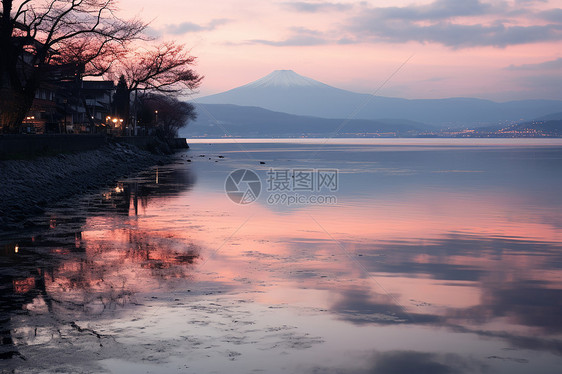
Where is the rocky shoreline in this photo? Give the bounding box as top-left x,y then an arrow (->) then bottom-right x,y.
0,143 -> 174,230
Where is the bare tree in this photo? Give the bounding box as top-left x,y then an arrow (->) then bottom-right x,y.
108,41 -> 202,133
110,41 -> 202,94
0,0 -> 145,132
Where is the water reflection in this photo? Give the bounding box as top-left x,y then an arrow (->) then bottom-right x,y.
308,350 -> 489,374
329,285 -> 442,325
327,234 -> 562,339
1,142 -> 562,373
180,142 -> 562,368
0,165 -> 198,361
87,165 -> 196,217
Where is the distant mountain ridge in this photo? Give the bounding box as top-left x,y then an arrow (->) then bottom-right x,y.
475,116 -> 562,136
196,70 -> 562,127
535,112 -> 562,121
181,104 -> 432,138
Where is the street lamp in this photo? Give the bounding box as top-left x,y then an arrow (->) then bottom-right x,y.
63,99 -> 68,133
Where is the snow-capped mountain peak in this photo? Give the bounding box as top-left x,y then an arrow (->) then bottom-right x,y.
243,70 -> 327,88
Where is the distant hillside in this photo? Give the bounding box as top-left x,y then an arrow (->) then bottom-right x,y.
512,120 -> 562,135
197,70 -> 562,128
180,104 -> 432,138
535,112 -> 562,121
465,118 -> 562,137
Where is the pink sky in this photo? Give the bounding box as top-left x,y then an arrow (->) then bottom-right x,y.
119,0 -> 562,101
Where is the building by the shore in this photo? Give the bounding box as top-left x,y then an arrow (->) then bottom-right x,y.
22,79 -> 123,135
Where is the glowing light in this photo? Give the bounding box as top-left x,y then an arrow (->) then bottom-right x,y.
15,245 -> 19,254
107,116 -> 124,127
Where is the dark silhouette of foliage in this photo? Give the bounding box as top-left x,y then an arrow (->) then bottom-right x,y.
113,74 -> 129,121
138,93 -> 197,139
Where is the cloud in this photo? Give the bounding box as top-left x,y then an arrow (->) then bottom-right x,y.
282,1 -> 354,13
164,19 -> 230,35
507,58 -> 562,71
345,3 -> 562,48
334,0 -> 562,48
515,0 -> 548,4
248,27 -> 328,46
424,24 -> 555,48
250,36 -> 327,46
257,0 -> 562,49
538,8 -> 562,23
363,0 -> 498,21
145,26 -> 163,39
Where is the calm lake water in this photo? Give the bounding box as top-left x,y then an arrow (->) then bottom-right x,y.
2,139 -> 562,373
